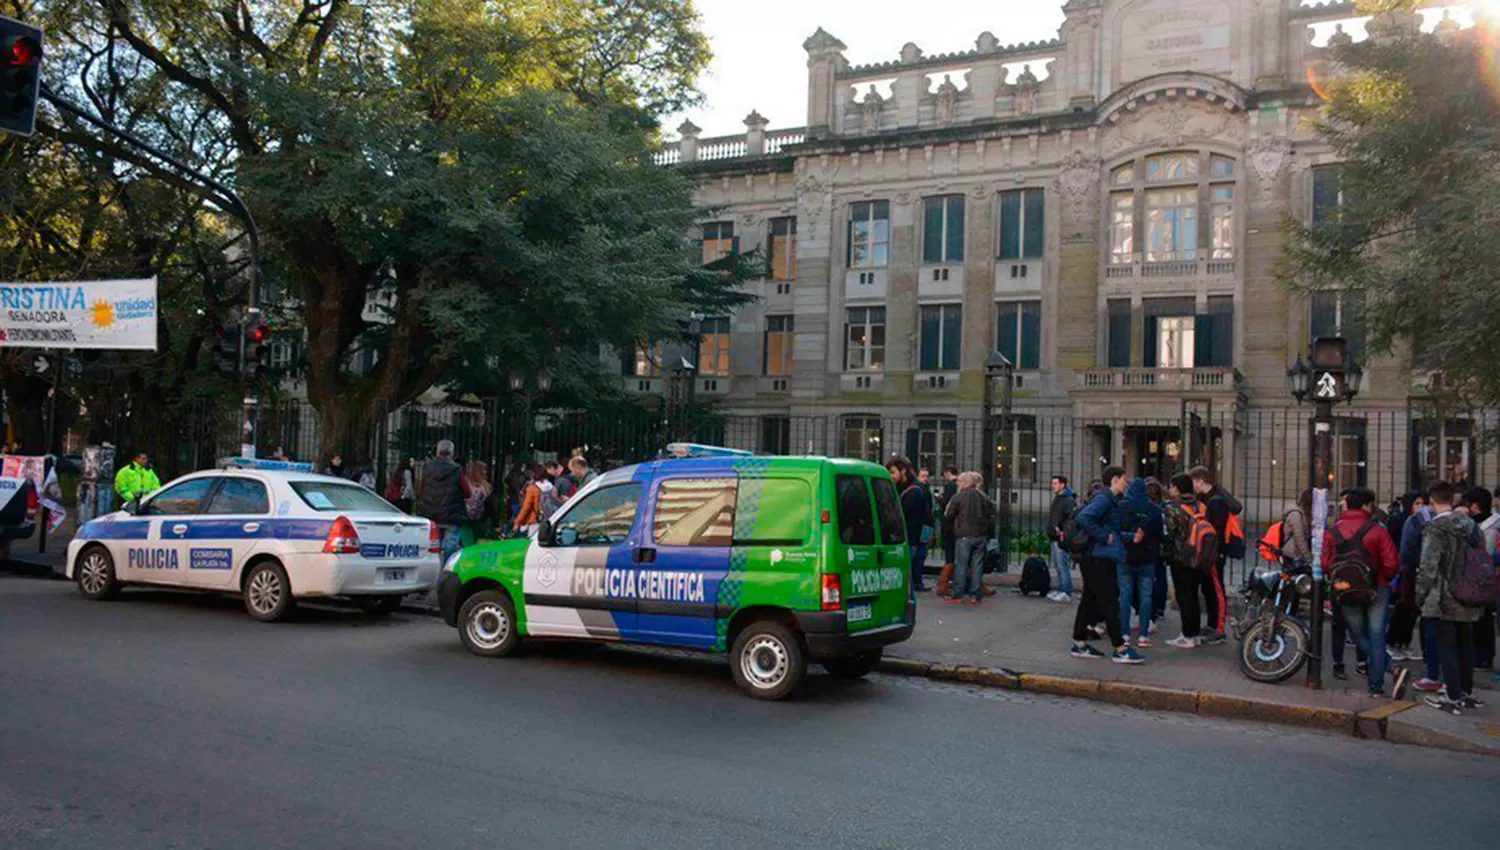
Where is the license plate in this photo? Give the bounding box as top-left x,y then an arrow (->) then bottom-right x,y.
847,603 -> 873,623
382,569 -> 409,583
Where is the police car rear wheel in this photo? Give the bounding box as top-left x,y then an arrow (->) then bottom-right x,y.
459,591 -> 518,657
822,648 -> 883,680
244,561 -> 295,622
731,621 -> 805,700
76,547 -> 120,601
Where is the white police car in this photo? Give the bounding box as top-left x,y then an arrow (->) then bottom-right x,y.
65,459 -> 441,621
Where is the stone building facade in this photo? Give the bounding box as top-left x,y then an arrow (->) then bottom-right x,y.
628,0 -> 1480,500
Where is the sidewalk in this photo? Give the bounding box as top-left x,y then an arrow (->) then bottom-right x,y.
10,525 -> 1498,755
892,571 -> 1500,755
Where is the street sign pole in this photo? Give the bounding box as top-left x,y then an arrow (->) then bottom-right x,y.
37,351 -> 60,554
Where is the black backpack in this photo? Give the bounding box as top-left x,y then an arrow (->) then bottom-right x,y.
1452,527 -> 1499,607
1327,519 -> 1379,604
1059,501 -> 1094,557
1019,555 -> 1051,596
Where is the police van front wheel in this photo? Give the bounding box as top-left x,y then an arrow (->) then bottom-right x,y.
459,591 -> 519,658
76,547 -> 120,601
243,561 -> 296,623
730,621 -> 806,700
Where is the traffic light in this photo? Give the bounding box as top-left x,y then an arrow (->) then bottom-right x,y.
243,315 -> 271,382
0,16 -> 42,137
212,323 -> 240,379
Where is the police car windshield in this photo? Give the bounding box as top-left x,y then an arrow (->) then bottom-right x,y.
290,481 -> 399,514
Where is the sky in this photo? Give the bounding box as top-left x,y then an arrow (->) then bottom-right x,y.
669,0 -> 1068,139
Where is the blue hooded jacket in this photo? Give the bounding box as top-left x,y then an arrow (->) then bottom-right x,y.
1076,483 -> 1126,562
1120,478 -> 1165,565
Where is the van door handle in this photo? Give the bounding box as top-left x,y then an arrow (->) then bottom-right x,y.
171,523 -> 188,536
634,547 -> 657,564
243,522 -> 261,534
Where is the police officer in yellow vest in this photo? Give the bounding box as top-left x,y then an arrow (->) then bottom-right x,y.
114,452 -> 161,507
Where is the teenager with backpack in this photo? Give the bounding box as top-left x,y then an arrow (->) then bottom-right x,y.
1417,482 -> 1487,714
1164,474 -> 1219,649
1322,487 -> 1403,698
1190,466 -> 1242,644
1068,466 -> 1143,664
1460,488 -> 1498,675
1046,475 -> 1078,602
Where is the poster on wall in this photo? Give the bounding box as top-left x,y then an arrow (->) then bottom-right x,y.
0,278 -> 158,350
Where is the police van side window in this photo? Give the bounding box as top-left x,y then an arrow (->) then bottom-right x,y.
654,478 -> 736,547
203,478 -> 270,515
554,484 -> 641,546
141,478 -> 217,516
835,475 -> 876,546
871,477 -> 907,546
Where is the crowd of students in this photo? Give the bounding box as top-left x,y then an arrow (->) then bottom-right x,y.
1040,463 -> 1497,714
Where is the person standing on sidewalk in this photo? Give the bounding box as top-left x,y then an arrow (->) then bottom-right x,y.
418,440 -> 470,565
935,467 -> 960,597
1322,487 -> 1403,697
1416,482 -> 1486,714
1069,466 -> 1142,664
1163,474 -> 1215,650
945,471 -> 995,605
1461,487 -> 1498,677
1402,492 -> 1444,693
1190,466 -> 1241,644
1119,477 -> 1165,648
1145,478 -> 1170,622
1046,475 -> 1078,602
887,457 -> 933,595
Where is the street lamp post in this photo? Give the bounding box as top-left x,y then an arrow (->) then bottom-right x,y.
1287,336 -> 1362,690
508,368 -> 552,465
984,352 -> 1016,571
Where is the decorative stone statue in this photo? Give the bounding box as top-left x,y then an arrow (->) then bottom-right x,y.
1014,64 -> 1041,117
935,75 -> 959,125
860,85 -> 885,133
1326,23 -> 1353,48
1434,10 -> 1461,44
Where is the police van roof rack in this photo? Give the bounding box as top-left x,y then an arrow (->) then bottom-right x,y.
217,457 -> 318,473
661,443 -> 754,460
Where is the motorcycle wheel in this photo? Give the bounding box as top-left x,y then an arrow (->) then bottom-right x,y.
1237,617 -> 1309,684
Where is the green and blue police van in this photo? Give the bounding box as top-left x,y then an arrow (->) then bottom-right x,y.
436,445 -> 915,699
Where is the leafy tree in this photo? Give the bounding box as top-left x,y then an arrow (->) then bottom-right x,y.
32,0 -> 744,463
1280,2 -> 1500,411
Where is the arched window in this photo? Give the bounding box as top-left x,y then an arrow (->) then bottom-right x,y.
1109,152 -> 1237,265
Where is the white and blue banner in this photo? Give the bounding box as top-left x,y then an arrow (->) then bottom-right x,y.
0,278 -> 158,350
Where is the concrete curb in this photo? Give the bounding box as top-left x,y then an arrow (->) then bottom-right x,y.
874,655 -> 1500,755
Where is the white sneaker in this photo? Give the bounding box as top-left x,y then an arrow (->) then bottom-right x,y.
1387,646 -> 1408,662
1167,635 -> 1198,649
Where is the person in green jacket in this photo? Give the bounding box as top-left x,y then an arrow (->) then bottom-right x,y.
114,452 -> 161,507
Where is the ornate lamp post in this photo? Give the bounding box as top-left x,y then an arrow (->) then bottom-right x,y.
509,367 -> 552,463
984,351 -> 1016,570
1287,336 -> 1362,690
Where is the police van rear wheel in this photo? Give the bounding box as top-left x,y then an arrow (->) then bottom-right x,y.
731,621 -> 806,700
76,547 -> 120,601
243,561 -> 295,622
459,591 -> 519,658
823,648 -> 883,680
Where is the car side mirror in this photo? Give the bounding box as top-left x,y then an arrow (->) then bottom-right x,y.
536,519 -> 554,546
123,498 -> 140,516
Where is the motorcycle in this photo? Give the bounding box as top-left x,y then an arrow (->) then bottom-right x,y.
1232,545 -> 1316,684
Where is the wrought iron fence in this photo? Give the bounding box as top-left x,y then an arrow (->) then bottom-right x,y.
115,398 -> 1500,585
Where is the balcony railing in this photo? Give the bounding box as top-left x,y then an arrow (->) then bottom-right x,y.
652,125 -> 808,166
1104,257 -> 1237,281
1078,367 -> 1243,391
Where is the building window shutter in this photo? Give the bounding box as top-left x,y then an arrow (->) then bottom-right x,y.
1019,301 -> 1040,369
999,191 -> 1021,260
1107,300 -> 1132,368
1023,190 -> 1045,259
947,196 -> 966,262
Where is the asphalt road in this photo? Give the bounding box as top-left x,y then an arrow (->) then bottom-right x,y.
3,573 -> 1498,850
